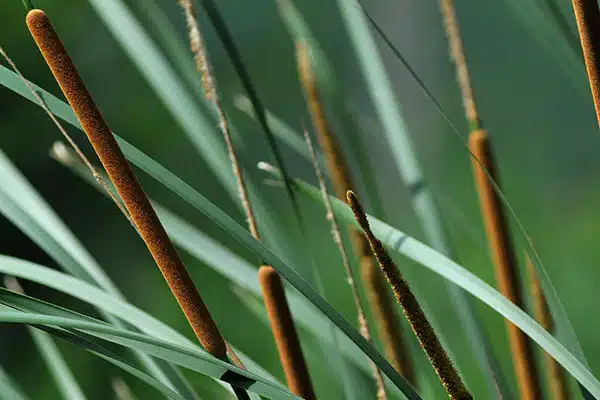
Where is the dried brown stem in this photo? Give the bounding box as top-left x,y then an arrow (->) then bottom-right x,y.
571,0 -> 600,129
296,41 -> 413,383
26,8 -> 226,358
347,190 -> 472,400
258,266 -> 316,400
526,255 -> 570,400
469,130 -> 541,400
304,129 -> 387,399
439,0 -> 480,129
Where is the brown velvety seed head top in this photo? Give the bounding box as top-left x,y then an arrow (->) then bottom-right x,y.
26,9 -> 226,359
258,266 -> 316,400
347,190 -> 472,400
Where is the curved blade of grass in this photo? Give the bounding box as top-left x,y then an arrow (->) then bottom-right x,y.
332,0 -> 504,396
0,309 -> 297,400
34,326 -> 185,400
0,150 -> 196,399
0,256 -> 276,388
266,171 -> 600,398
0,367 -> 28,400
27,326 -> 87,400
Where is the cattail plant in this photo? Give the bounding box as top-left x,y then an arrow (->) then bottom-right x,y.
296,40 -> 413,383
440,2 -> 541,398
570,0 -> 600,128
526,254 -> 570,400
469,130 -> 541,400
25,8 -> 228,360
176,1 -> 315,397
347,190 -> 472,400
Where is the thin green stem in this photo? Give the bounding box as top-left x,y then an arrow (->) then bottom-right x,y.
21,0 -> 34,11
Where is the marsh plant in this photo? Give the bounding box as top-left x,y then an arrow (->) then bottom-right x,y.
0,0 -> 599,399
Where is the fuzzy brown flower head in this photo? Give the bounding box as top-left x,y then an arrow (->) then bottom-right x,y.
347,190 -> 370,230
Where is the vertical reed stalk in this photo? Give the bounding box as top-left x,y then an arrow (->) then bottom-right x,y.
571,0 -> 600,128
296,41 -> 413,383
526,255 -> 570,400
304,130 -> 387,399
176,3 -> 314,397
258,267 -> 316,399
26,8 -> 227,359
439,0 -> 480,131
347,191 -> 472,400
469,130 -> 541,400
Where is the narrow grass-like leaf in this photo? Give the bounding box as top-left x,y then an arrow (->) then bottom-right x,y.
0,149 -> 196,399
262,170 -> 600,398
0,256 -> 276,388
28,326 -> 87,400
0,367 -> 28,400
36,327 -> 186,400
0,309 -> 298,400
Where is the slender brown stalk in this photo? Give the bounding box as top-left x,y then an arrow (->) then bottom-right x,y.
438,0 -> 480,130
304,129 -> 387,399
296,40 -> 413,383
347,191 -> 471,400
571,0 -> 600,128
526,255 -> 570,400
176,3 -> 314,396
469,130 -> 541,400
258,266 -> 316,400
26,9 -> 226,359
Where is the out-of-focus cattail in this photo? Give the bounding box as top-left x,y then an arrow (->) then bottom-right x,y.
297,40 -> 413,384
469,130 -> 541,400
174,2 -> 314,395
347,190 -> 472,400
304,129 -> 387,399
571,0 -> 600,129
258,266 -> 316,400
26,8 -> 226,359
526,255 -> 570,400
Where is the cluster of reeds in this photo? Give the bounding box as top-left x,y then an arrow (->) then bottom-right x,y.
1,0 -> 595,399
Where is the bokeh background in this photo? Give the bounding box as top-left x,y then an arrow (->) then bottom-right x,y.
1,0 -> 600,398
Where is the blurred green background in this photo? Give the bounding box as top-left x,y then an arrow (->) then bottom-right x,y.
2,0 -> 600,398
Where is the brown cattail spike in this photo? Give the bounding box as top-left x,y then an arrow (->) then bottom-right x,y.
347,190 -> 472,400
469,130 -> 541,400
526,255 -> 570,400
571,0 -> 600,129
297,41 -> 413,383
26,9 -> 226,359
258,266 -> 316,400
